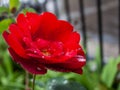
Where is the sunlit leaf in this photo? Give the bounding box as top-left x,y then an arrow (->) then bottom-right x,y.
9,0 -> 20,13
95,47 -> 102,73
0,19 -> 13,33
101,56 -> 120,88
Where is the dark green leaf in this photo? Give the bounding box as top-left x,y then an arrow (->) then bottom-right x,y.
3,50 -> 13,77
0,7 -> 9,14
117,83 -> 120,90
45,77 -> 86,90
21,8 -> 36,14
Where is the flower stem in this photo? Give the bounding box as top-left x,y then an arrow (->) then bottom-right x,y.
32,74 -> 36,90
25,71 -> 29,90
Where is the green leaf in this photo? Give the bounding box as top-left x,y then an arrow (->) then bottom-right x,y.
0,19 -> 13,33
0,34 -> 7,50
21,8 -> 36,14
101,56 -> 120,88
73,68 -> 97,90
117,83 -> 120,90
95,47 -> 102,73
0,65 -> 5,76
9,0 -> 20,12
3,50 -> 13,77
0,7 -> 9,14
45,77 -> 86,90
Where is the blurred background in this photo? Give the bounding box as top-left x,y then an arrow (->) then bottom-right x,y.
0,0 -> 120,90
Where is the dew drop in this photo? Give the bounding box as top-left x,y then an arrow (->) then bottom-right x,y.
34,50 -> 37,54
77,48 -> 81,50
42,55 -> 45,58
37,67 -> 41,71
63,80 -> 68,84
51,79 -> 56,83
76,55 -> 86,62
48,86 -> 52,89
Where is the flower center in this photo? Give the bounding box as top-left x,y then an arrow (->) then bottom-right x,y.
41,49 -> 51,56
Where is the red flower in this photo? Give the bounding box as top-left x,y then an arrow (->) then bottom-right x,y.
3,12 -> 86,75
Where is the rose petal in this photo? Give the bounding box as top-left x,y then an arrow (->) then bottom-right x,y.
64,32 -> 80,50
26,12 -> 42,35
9,24 -> 23,41
2,31 -> 9,43
35,38 -> 50,49
27,49 -> 77,64
33,12 -> 59,40
60,55 -> 86,69
17,13 -> 31,39
55,20 -> 73,42
67,47 -> 86,69
3,31 -> 26,58
73,68 -> 83,74
45,64 -> 83,74
7,34 -> 27,58
8,48 -> 47,74
49,41 -> 63,56
45,64 -> 71,72
44,48 -> 85,74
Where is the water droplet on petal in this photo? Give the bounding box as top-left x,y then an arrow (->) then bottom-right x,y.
34,50 -> 37,54
76,55 -> 86,62
42,56 -> 45,58
37,67 -> 41,71
77,48 -> 81,50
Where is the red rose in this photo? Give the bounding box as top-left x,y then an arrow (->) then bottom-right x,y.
3,12 -> 86,75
